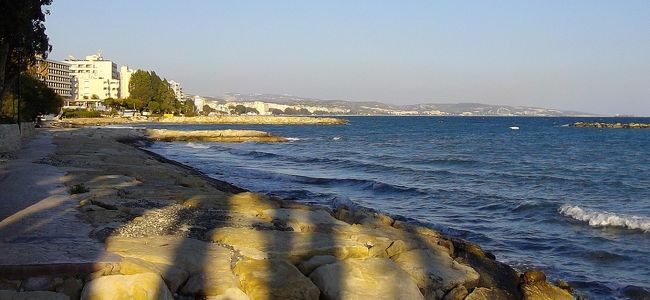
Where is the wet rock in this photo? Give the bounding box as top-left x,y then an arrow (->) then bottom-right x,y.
522,270 -> 546,284
309,257 -> 424,300
260,208 -> 348,232
119,257 -> 188,292
391,249 -> 480,298
451,238 -> 522,298
233,258 -> 320,300
207,227 -> 369,262
621,285 -> 650,300
520,281 -> 572,300
0,290 -> 70,300
297,255 -> 338,275
81,273 -> 173,300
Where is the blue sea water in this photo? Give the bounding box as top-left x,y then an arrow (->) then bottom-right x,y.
145,116 -> 650,299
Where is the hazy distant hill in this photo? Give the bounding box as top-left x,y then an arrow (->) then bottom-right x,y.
204,93 -> 595,116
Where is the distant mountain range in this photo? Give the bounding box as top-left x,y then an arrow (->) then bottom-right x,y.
199,93 -> 596,117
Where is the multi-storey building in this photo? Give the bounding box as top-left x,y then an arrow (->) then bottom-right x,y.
119,65 -> 135,98
34,58 -> 73,103
64,52 -> 119,108
168,80 -> 184,101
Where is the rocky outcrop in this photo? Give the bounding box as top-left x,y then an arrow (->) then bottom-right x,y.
81,273 -> 173,300
160,115 -> 347,125
234,259 -> 320,300
519,270 -> 573,300
309,257 -> 424,300
392,248 -> 480,298
146,129 -> 287,142
571,122 -> 650,128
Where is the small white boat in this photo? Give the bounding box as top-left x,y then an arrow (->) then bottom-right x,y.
509,126 -> 520,130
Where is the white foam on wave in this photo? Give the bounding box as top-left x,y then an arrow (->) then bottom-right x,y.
559,204 -> 650,232
286,137 -> 301,141
185,142 -> 211,149
332,136 -> 342,141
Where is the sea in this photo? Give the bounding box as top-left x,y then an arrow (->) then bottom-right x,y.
143,116 -> 650,299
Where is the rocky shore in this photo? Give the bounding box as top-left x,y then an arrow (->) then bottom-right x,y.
570,122 -> 650,129
0,128 -> 573,300
146,129 -> 287,143
61,115 -> 347,126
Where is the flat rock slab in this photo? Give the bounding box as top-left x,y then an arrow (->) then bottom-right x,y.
234,259 -> 320,300
260,208 -> 348,232
105,236 -> 241,296
520,282 -> 573,300
309,257 -> 424,300
207,227 -> 369,262
81,272 -> 173,300
392,249 -> 480,297
146,129 -> 287,143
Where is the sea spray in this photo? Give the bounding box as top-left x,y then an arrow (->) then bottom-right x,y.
559,204 -> 650,232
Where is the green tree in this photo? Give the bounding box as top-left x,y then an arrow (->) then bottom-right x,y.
0,0 -> 52,102
180,100 -> 196,116
128,70 -> 154,109
269,108 -> 284,115
1,73 -> 62,121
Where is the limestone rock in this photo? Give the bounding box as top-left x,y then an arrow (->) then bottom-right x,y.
464,287 -> 511,300
207,227 -> 369,262
442,285 -> 468,300
260,208 -> 348,232
205,288 -> 251,300
146,129 -> 287,143
522,270 -> 546,284
297,255 -> 338,275
233,259 -> 320,300
84,175 -> 140,190
392,249 -> 480,297
119,257 -> 189,292
520,281 -> 573,300
81,273 -> 173,300
309,257 -> 424,300
106,236 -> 240,295
0,290 -> 70,300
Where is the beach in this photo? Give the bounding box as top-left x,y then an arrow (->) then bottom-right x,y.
0,125 -> 574,299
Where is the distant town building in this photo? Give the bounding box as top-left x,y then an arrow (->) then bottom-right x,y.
168,80 -> 184,101
193,95 -> 205,112
119,65 -> 135,98
65,52 -> 119,109
34,58 -> 73,103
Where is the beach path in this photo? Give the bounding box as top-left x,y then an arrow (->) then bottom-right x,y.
0,130 -> 120,277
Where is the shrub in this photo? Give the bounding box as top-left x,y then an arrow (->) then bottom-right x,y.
62,109 -> 102,118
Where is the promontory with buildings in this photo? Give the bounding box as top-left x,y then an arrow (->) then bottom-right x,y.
39,52 -> 594,118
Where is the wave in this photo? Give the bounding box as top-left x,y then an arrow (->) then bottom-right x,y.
286,137 -> 301,141
559,204 -> 650,232
185,142 -> 211,149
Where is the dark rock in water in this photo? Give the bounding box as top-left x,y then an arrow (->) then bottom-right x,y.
522,270 -> 546,284
451,238 -> 522,299
570,122 -> 650,129
621,285 -> 650,300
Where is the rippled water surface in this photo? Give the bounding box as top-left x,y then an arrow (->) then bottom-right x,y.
146,116 -> 650,299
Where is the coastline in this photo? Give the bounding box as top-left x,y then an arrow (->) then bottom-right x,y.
60,115 -> 348,126
0,127 -> 573,299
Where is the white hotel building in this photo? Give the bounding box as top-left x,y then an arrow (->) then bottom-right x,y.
64,53 -> 120,108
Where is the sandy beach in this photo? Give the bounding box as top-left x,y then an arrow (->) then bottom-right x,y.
0,127 -> 573,300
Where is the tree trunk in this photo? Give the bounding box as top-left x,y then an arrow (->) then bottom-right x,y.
0,42 -> 10,101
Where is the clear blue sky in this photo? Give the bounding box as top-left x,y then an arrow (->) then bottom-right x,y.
46,1 -> 649,115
